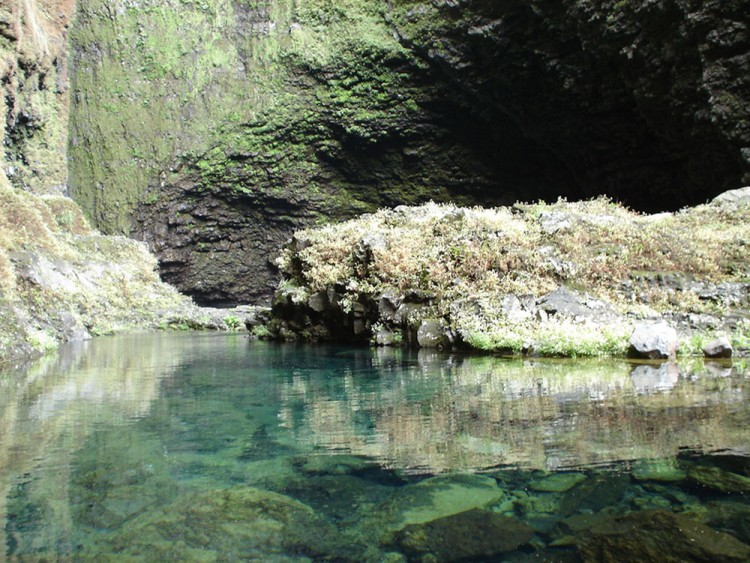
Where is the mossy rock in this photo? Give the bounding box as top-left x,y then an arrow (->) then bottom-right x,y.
85,486 -> 352,560
577,509 -> 750,562
395,508 -> 533,561
367,473 -> 504,540
688,465 -> 750,494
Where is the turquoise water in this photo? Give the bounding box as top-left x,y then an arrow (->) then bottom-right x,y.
1,332 -> 749,561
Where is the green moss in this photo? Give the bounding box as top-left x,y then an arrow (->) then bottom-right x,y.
69,0 -> 277,232
69,0 -> 444,233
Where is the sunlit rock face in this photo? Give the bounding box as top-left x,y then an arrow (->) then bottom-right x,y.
68,0 -> 750,304
1,0 -> 76,194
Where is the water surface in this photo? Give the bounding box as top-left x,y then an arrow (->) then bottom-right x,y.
1,332 -> 749,561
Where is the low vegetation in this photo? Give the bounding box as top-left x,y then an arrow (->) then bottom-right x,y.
274,197 -> 750,356
0,176 -> 195,363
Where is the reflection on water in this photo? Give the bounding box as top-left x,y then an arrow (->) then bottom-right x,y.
1,333 -> 748,561
281,348 -> 747,473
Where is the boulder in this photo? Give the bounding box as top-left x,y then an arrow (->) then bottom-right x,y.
416,318 -> 452,349
395,508 -> 533,560
375,328 -> 399,346
537,286 -> 615,320
378,292 -> 403,322
307,291 -> 328,313
702,336 -> 733,359
628,322 -> 679,359
577,509 -> 750,562
711,187 -> 750,210
501,293 -> 536,322
353,233 -> 387,267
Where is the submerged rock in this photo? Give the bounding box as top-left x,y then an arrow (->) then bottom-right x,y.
395,508 -> 533,561
705,501 -> 750,545
368,474 -> 504,538
529,472 -> 587,493
559,474 -> 630,516
88,486 -> 354,561
631,459 -> 687,483
577,509 -> 750,562
628,322 -> 679,359
688,465 -> 750,494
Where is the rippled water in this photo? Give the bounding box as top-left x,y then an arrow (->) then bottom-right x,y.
1,332 -> 749,561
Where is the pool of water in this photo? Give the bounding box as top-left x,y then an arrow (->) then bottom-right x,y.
1,332 -> 749,561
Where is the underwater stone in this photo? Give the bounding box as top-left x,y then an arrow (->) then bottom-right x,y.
88,486 -> 352,560
294,454 -> 370,476
688,465 -> 750,494
370,474 -> 504,536
529,472 -> 587,493
631,459 -> 688,482
395,508 -> 533,561
559,474 -> 629,516
577,509 -> 750,562
705,501 -> 750,545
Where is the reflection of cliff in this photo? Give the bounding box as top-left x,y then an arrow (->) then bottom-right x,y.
0,333 -> 190,555
279,350 -> 750,474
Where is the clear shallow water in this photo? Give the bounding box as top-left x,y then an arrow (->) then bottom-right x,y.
1,332 -> 749,561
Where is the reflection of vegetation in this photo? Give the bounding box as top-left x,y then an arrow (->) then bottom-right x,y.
0,332 -> 209,555
280,350 -> 750,474
3,337 -> 749,558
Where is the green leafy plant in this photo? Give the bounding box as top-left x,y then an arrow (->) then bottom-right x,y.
223,315 -> 243,331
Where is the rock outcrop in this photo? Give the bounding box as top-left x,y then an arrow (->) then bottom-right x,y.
66,0 -> 750,305
1,0 -> 74,195
0,0 -> 248,364
266,197 -> 750,356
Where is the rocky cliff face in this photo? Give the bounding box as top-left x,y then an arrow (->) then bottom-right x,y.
67,0 -> 750,305
1,0 -> 74,194
388,0 -> 750,210
0,0 -> 236,364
